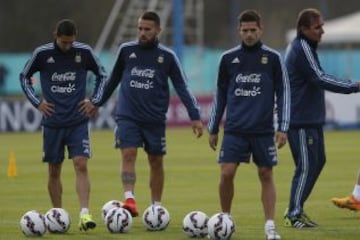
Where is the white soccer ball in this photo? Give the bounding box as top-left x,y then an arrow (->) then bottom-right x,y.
44,207 -> 71,233
20,210 -> 47,237
101,200 -> 123,222
182,210 -> 209,238
104,207 -> 132,233
142,205 -> 170,231
207,213 -> 235,240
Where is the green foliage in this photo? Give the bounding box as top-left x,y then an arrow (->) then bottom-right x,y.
1,129 -> 360,239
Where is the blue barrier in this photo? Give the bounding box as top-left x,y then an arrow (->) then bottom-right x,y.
1,46 -> 360,96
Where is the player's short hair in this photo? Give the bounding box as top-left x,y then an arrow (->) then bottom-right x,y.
140,11 -> 161,26
55,19 -> 77,37
238,9 -> 262,27
296,8 -> 321,31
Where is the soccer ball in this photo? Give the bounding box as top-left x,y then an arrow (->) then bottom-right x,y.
104,207 -> 132,233
20,210 -> 46,237
207,213 -> 235,240
44,207 -> 71,233
182,210 -> 209,238
142,205 -> 170,231
101,200 -> 123,222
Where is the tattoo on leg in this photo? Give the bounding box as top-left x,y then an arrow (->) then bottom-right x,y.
122,172 -> 136,185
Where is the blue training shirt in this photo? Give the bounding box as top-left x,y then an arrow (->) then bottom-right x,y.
98,40 -> 201,123
20,41 -> 107,127
285,33 -> 359,128
208,42 -> 290,135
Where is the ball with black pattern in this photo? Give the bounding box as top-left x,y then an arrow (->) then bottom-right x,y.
142,205 -> 170,231
44,207 -> 71,233
183,210 -> 209,238
101,200 -> 123,222
20,210 -> 47,237
105,207 -> 132,233
207,213 -> 235,240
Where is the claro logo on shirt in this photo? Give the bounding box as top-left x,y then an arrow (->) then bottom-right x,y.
51,72 -> 77,93
130,67 -> 155,90
130,80 -> 153,90
51,83 -> 76,93
234,73 -> 262,97
234,86 -> 261,97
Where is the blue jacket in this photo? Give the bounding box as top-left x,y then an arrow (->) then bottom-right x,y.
285,33 -> 359,128
20,41 -> 107,127
208,42 -> 290,135
98,40 -> 201,123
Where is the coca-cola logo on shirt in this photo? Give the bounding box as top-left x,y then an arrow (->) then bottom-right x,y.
235,73 -> 261,83
130,67 -> 155,78
51,72 -> 76,82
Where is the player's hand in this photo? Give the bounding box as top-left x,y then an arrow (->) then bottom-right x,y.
87,107 -> 98,118
30,77 -> 37,86
209,134 -> 218,151
78,99 -> 98,118
37,99 -> 55,118
191,120 -> 203,138
276,131 -> 287,149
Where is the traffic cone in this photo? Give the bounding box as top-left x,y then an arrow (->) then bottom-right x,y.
7,151 -> 17,177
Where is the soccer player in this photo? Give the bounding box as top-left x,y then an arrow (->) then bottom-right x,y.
96,11 -> 203,217
20,19 -> 107,231
332,171 -> 360,210
284,8 -> 360,228
208,10 -> 290,240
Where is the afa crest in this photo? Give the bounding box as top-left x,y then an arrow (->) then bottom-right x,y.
75,53 -> 82,63
308,137 -> 313,145
158,55 -> 164,63
261,55 -> 268,64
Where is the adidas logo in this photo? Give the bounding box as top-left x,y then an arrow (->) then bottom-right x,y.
231,57 -> 240,63
47,57 -> 55,63
129,52 -> 137,58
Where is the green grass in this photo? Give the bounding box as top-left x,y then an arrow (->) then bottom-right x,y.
1,128 -> 360,239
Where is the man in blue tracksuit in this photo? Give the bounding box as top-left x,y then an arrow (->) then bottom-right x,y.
20,19 -> 107,231
208,10 -> 290,240
284,8 -> 360,228
96,11 -> 203,218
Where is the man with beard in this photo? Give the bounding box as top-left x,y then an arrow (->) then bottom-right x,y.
97,11 -> 203,218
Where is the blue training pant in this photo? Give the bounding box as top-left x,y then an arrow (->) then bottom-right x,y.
287,128 -> 326,217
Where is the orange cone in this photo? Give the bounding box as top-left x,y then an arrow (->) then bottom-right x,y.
7,151 -> 17,177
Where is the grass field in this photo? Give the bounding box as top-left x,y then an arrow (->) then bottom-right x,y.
1,128 -> 360,239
